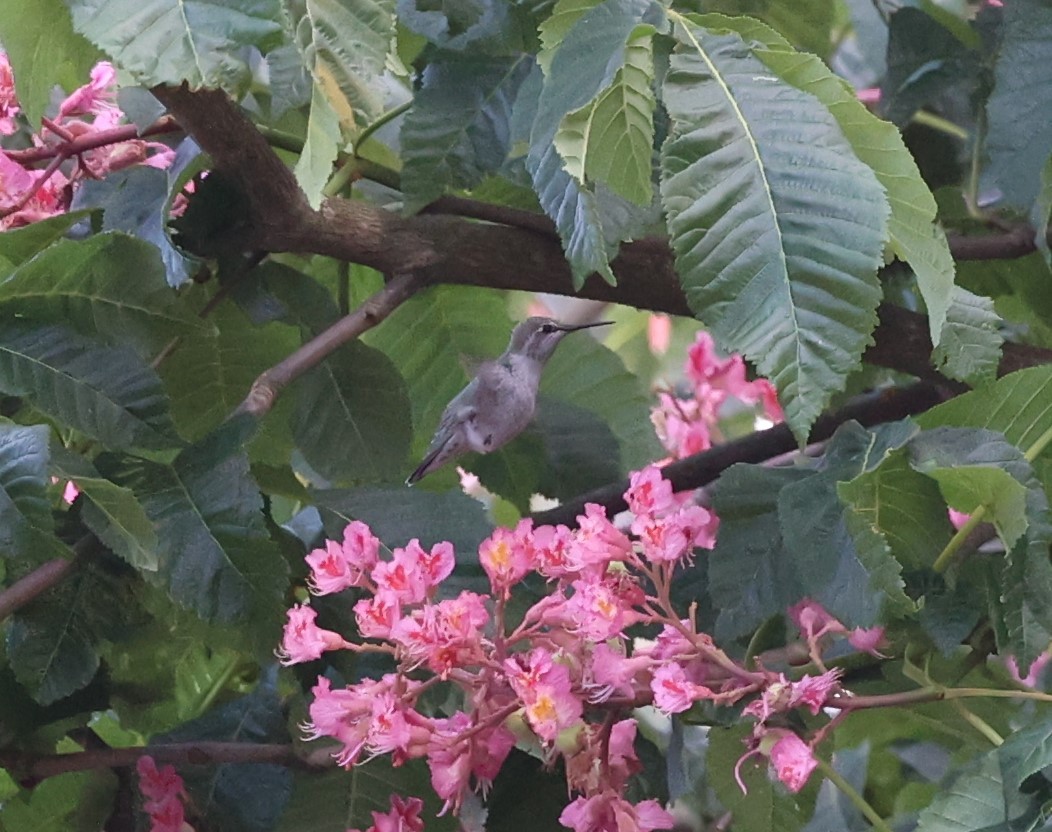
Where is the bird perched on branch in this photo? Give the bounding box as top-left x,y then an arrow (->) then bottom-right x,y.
406,317 -> 612,485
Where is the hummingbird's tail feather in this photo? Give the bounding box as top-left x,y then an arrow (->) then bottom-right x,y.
405,435 -> 452,485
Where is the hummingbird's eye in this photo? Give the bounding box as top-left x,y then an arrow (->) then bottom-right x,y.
540,323 -> 558,334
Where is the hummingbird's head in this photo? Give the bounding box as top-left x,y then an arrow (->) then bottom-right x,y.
510,317 -> 613,363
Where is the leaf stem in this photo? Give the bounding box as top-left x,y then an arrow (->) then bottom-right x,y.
910,111 -> 969,142
815,755 -> 893,832
932,505 -> 988,572
951,700 -> 1003,746
354,101 -> 412,158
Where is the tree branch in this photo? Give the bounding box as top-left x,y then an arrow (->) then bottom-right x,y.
3,116 -> 182,164
532,382 -> 947,527
0,742 -> 300,781
151,85 -> 1052,384
237,272 -> 424,417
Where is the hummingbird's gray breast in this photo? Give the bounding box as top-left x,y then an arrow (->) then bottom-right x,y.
462,358 -> 539,452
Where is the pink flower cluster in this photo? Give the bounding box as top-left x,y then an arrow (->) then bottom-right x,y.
276,462 -> 884,824
0,53 -> 174,228
651,330 -> 783,459
136,755 -> 188,832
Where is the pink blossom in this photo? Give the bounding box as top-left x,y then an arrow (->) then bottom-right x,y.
626,465 -> 677,522
0,52 -> 19,135
1007,651 -> 1051,687
948,508 -> 971,530
586,642 -> 650,701
343,521 -> 381,568
560,577 -> 639,640
505,648 -> 583,743
479,526 -> 530,594
0,151 -> 67,228
373,541 -> 431,604
638,505 -> 717,563
531,523 -> 577,578
354,592 -> 401,639
58,61 -> 120,120
62,480 -> 80,504
570,503 -> 632,570
847,626 -> 887,657
306,540 -> 364,595
768,731 -> 818,793
742,674 -> 794,722
428,711 -> 515,814
650,662 -> 713,714
276,603 -> 347,665
391,591 -> 489,674
790,670 -> 840,715
651,392 -> 712,459
788,599 -> 845,641
647,314 -> 671,355
305,675 -> 415,766
349,794 -> 425,832
136,755 -> 187,832
559,791 -> 674,832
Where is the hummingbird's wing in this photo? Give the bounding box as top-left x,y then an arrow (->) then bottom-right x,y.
405,378 -> 480,485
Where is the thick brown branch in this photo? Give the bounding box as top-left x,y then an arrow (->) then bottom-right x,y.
238,272 -> 424,416
152,85 -> 1052,382
532,382 -> 948,527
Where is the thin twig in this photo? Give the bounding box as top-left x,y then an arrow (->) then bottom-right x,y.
0,535 -> 96,622
4,116 -> 182,164
237,272 -> 425,417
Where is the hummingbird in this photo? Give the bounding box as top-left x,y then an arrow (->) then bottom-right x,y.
406,317 -> 612,485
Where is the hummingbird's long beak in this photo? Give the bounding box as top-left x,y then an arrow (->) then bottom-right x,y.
558,320 -> 614,333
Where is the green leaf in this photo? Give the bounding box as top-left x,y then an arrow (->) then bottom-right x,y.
538,327 -> 662,472
528,0 -> 660,286
881,7 -> 980,127
277,759 -> 457,832
998,711 -> 1052,793
909,426 -> 1052,666
70,158 -> 200,288
660,21 -> 888,443
296,0 -> 396,124
66,0 -> 284,93
1032,155 -> 1052,268
0,424 -> 69,561
0,212 -> 93,278
914,751 -> 1018,832
555,26 -> 655,205
291,341 -> 412,484
931,287 -> 1003,386
537,0 -> 602,73
777,422 -> 917,625
0,322 -> 180,451
925,466 -> 1028,549
707,724 -> 806,832
837,449 -> 953,571
111,430 -> 289,639
0,233 -> 209,358
709,464 -> 810,640
703,0 -> 840,59
294,82 -> 343,210
6,559 -> 137,704
0,771 -> 115,832
49,446 -> 158,571
158,302 -> 300,448
401,55 -> 533,211
396,0 -> 512,53
158,683 -> 292,831
313,485 -> 492,557
917,365 -> 1052,451
982,0 -> 1052,208
699,12 -> 955,345
0,0 -> 102,125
